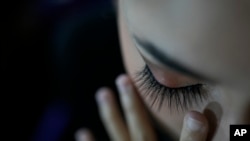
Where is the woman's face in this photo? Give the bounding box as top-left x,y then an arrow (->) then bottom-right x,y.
118,0 -> 250,140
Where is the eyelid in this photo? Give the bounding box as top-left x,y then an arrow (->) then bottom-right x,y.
133,36 -> 215,83
134,65 -> 208,111
143,57 -> 202,88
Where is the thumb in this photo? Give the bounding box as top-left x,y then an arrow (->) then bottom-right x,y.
180,111 -> 209,141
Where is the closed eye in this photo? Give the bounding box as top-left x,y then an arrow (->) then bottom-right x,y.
133,65 -> 209,112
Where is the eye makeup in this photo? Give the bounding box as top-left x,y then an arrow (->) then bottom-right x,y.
133,65 -> 208,112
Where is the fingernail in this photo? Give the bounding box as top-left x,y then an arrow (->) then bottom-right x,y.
186,116 -> 204,132
116,74 -> 130,87
115,74 -> 130,93
96,88 -> 109,104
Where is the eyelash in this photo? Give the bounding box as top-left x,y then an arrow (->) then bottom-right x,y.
134,65 -> 208,112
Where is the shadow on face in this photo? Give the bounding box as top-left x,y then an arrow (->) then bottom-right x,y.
204,101 -> 223,141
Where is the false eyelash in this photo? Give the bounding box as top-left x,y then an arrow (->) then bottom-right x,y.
133,65 -> 208,112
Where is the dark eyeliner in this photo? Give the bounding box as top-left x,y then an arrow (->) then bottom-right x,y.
134,65 -> 208,112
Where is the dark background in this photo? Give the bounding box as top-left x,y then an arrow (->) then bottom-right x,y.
2,0 -> 124,140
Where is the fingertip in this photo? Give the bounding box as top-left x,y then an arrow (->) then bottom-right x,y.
185,111 -> 208,125
95,87 -> 111,104
180,111 -> 209,141
75,128 -> 94,141
115,74 -> 130,87
184,111 -> 208,132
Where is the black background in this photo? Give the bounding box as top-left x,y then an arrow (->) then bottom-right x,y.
2,0 -> 123,141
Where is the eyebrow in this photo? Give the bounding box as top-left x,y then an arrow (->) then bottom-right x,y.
132,34 -> 209,81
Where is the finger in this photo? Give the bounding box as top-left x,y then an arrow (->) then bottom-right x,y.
75,129 -> 95,141
116,75 -> 157,141
96,88 -> 130,141
180,111 -> 209,141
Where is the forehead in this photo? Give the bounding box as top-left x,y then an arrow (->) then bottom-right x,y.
124,0 -> 249,53
123,0 -> 250,89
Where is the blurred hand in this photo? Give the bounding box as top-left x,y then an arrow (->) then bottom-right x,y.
75,74 -> 209,141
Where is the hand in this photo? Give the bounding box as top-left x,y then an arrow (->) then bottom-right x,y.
75,74 -> 209,141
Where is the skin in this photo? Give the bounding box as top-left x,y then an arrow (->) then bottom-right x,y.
76,0 -> 250,141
